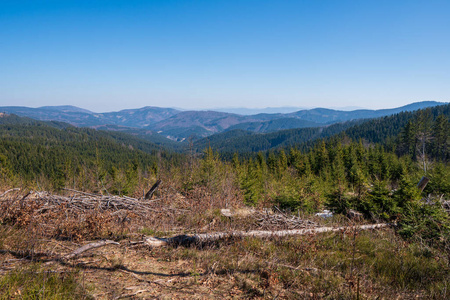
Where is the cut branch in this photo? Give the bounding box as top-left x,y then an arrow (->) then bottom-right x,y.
64,240 -> 119,259
0,188 -> 21,198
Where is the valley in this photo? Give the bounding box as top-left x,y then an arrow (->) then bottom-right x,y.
1,101 -> 443,141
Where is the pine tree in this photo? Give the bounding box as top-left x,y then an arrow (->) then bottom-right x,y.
432,115 -> 449,161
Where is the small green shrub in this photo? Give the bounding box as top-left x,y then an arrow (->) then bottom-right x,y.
358,180 -> 397,220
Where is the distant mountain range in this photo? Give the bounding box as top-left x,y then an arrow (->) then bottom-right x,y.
194,103 -> 450,154
213,106 -> 365,115
0,101 -> 446,141
212,107 -> 308,115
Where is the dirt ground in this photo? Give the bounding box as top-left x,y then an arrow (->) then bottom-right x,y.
0,237 -> 289,299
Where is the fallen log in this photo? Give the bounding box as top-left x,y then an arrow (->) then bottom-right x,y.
144,223 -> 389,247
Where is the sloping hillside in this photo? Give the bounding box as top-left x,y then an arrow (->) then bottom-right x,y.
195,103 -> 450,154
0,101 -> 445,140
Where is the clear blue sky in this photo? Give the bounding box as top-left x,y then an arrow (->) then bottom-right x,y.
1,0 -> 449,112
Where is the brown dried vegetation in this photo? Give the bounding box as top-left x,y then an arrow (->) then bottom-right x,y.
0,185 -> 449,299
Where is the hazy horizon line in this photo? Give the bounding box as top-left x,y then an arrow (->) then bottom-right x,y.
1,100 -> 448,114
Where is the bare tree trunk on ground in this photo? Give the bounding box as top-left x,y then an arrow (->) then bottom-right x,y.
144,223 -> 389,247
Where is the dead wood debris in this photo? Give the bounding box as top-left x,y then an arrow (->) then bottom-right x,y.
0,188 -> 160,216
144,223 -> 390,248
114,289 -> 149,300
64,240 -> 120,259
253,209 -> 318,229
220,207 -> 318,229
0,188 -> 21,198
144,179 -> 162,199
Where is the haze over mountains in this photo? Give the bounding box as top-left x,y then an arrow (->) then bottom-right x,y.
212,107 -> 308,115
0,101 -> 446,141
213,106 -> 366,115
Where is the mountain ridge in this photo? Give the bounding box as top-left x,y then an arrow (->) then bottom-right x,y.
194,103 -> 450,154
0,101 -> 446,141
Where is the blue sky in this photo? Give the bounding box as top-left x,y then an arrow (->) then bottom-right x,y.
1,0 -> 449,112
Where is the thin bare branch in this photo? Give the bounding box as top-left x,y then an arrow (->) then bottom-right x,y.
64,240 -> 120,259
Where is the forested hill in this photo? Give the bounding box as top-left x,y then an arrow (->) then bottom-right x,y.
0,113 -> 167,152
0,112 -> 72,129
0,103 -> 447,190
1,101 -> 445,140
194,120 -> 363,154
0,112 -> 180,149
0,113 -> 180,190
194,103 -> 450,154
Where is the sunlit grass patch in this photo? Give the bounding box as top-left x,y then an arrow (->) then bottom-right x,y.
0,264 -> 92,300
157,228 -> 450,298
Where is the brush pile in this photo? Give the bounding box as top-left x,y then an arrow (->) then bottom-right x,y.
0,188 -> 167,241
0,188 -> 158,216
253,208 -> 318,230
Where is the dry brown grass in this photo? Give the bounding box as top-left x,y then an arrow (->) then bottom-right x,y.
1,187 -> 449,299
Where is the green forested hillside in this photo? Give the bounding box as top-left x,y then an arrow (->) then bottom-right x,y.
179,103 -> 450,253
195,104 -> 450,155
225,117 -> 320,133
209,109 -> 449,253
342,103 -> 449,145
0,114 -> 181,192
0,113 -> 73,129
194,119 -> 364,154
94,124 -> 183,150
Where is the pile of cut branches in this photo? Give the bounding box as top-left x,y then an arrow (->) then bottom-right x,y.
0,188 -> 158,217
253,208 -> 318,230
0,188 -> 166,240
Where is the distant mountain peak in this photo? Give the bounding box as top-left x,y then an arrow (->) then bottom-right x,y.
38,105 -> 94,114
